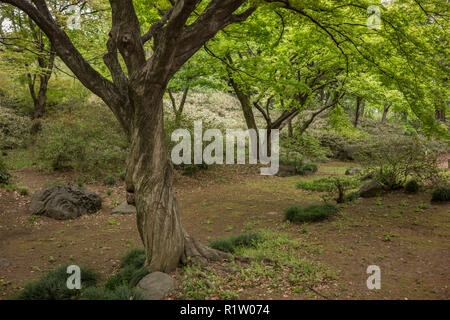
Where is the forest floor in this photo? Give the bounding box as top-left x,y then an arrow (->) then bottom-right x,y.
0,159 -> 449,300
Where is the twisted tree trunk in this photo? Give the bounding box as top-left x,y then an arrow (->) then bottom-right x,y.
125,87 -> 230,272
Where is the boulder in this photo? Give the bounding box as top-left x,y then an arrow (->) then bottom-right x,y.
358,180 -> 383,198
112,201 -> 136,215
30,183 -> 102,220
345,167 -> 362,176
337,146 -> 359,161
136,272 -> 174,300
276,165 -> 297,177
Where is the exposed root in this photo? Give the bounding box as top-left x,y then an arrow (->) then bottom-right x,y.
181,233 -> 233,266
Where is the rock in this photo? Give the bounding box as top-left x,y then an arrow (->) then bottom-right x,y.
360,172 -> 375,181
126,192 -> 135,205
0,258 -> 11,268
265,211 -> 278,216
30,183 -> 102,220
112,201 -> 136,215
345,167 -> 362,176
137,272 -> 174,300
358,180 -> 383,198
337,145 -> 359,161
276,165 -> 297,177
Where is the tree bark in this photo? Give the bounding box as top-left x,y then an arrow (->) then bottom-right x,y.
354,96 -> 362,128
126,87 -> 230,272
381,104 -> 391,122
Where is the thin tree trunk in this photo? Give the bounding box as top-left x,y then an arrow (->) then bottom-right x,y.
354,96 -> 361,128
381,104 -> 391,122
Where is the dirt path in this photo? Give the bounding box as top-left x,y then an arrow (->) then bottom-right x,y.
0,163 -> 449,299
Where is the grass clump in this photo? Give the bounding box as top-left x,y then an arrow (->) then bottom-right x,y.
431,186 -> 450,202
16,264 -> 99,300
297,163 -> 318,176
104,248 -> 149,291
297,176 -> 359,192
103,176 -> 115,186
405,179 -> 420,193
210,232 -> 263,253
285,203 -> 338,223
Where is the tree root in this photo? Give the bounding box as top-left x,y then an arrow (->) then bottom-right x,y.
181,233 -> 233,265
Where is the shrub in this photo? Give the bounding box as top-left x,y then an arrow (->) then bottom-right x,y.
35,104 -> 128,176
285,203 -> 338,223
297,163 -> 318,176
405,179 -> 420,193
119,171 -> 126,181
358,135 -> 440,190
104,248 -> 148,291
431,187 -> 450,202
210,233 -> 262,253
103,176 -> 115,186
16,265 -> 99,300
281,135 -> 331,162
0,106 -> 31,150
297,176 -> 359,192
0,156 -> 11,184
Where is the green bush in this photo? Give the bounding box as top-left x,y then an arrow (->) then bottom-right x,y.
104,248 -> 148,291
297,163 -> 318,176
16,265 -> 99,300
35,104 -> 128,176
431,187 -> 450,202
405,179 -> 420,193
297,176 -> 359,192
358,135 -> 440,190
119,171 -> 126,181
103,176 -> 116,186
285,203 -> 338,223
0,156 -> 11,184
0,106 -> 31,150
210,233 -> 262,253
281,135 -> 331,162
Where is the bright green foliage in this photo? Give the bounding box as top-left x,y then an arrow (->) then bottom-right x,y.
296,163 -> 318,176
285,203 -> 338,223
0,107 -> 31,150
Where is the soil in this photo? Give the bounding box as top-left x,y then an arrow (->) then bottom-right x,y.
0,162 -> 449,300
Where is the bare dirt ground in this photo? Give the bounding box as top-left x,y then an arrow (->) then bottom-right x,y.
0,162 -> 449,300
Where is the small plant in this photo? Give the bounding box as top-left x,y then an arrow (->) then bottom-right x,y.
210,232 -> 262,253
19,188 -> 29,196
77,182 -> 84,188
16,265 -> 99,300
431,186 -> 450,202
28,215 -> 41,224
119,171 -> 126,181
103,176 -> 116,186
405,179 -> 420,193
296,163 -> 318,176
285,203 -> 338,223
0,156 -> 11,185
106,190 -> 113,196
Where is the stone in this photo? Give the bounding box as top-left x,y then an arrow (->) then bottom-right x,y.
358,180 -> 383,198
137,272 -> 174,300
360,172 -> 375,181
126,192 -> 135,205
276,165 -> 297,177
337,145 -> 359,161
265,211 -> 278,216
30,183 -> 102,220
345,167 -> 362,176
112,201 -> 136,215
